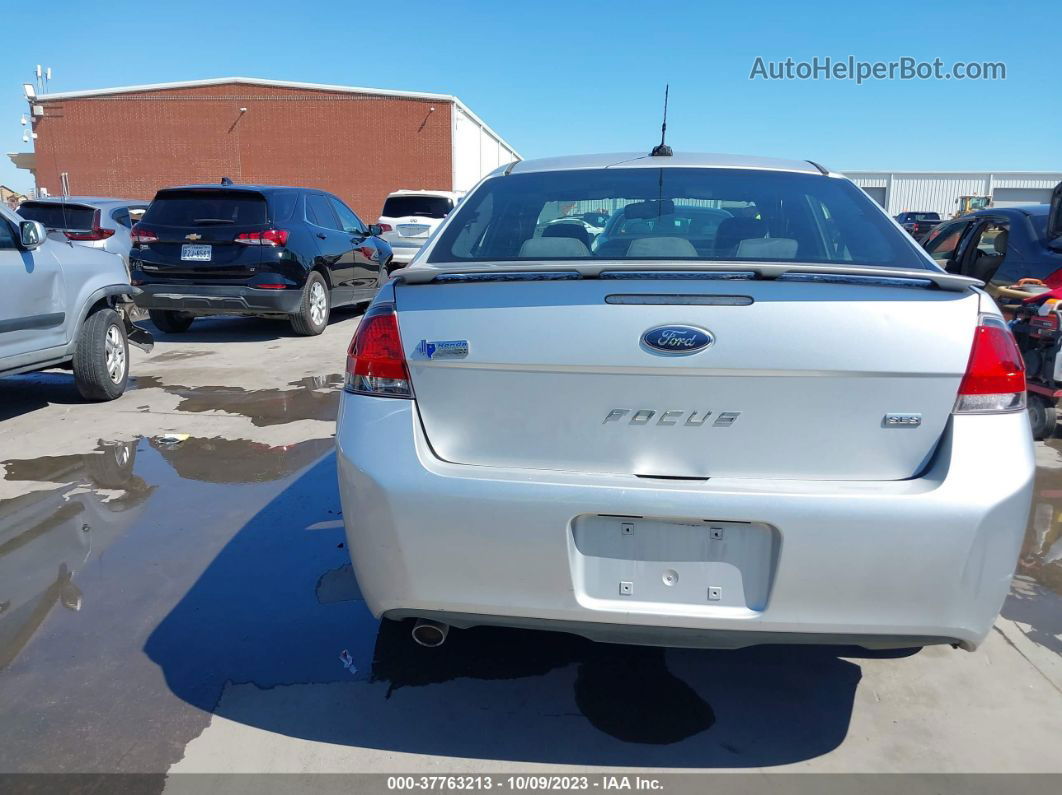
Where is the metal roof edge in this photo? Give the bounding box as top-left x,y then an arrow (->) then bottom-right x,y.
38,76 -> 521,159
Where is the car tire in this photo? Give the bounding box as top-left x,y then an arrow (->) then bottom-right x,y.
148,309 -> 194,334
1028,393 -> 1057,440
84,441 -> 138,489
73,307 -> 129,401
291,272 -> 330,336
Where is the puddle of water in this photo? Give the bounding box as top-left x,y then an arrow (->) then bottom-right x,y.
1001,438 -> 1062,656
149,436 -> 334,484
134,375 -> 343,426
0,441 -> 154,671
1019,438 -> 1062,596
0,434 -> 335,673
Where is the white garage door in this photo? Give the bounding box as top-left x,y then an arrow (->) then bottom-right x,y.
861,187 -> 886,208
993,187 -> 1052,208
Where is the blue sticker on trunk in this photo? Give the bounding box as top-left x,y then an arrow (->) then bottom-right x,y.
418,339 -> 469,359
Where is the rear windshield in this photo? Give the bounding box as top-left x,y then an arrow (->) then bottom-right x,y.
18,202 -> 96,230
382,195 -> 452,219
429,167 -> 929,269
142,190 -> 268,227
910,212 -> 940,222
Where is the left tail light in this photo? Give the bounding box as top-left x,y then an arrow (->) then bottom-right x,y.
130,224 -> 158,245
64,209 -> 115,241
344,303 -> 412,398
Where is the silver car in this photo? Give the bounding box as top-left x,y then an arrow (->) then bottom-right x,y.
336,152 -> 1034,652
16,196 -> 149,272
0,205 -> 152,399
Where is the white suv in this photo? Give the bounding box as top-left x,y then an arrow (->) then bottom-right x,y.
376,190 -> 460,271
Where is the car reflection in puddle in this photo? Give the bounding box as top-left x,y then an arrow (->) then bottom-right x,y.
134,374 -> 344,427
0,434 -> 333,672
1003,440 -> 1062,654
149,436 -> 334,484
0,441 -> 152,670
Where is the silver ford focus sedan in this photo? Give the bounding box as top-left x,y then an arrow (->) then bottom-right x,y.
336,152 -> 1033,652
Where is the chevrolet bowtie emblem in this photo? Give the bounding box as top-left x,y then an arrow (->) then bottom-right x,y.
185,233 -> 202,241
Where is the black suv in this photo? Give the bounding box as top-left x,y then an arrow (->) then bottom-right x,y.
130,184 -> 392,336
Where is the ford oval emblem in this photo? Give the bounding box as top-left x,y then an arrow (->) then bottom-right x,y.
641,324 -> 714,355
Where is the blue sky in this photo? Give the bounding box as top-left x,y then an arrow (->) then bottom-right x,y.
2,0 -> 1057,193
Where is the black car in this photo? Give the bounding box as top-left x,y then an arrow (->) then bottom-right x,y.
920,199 -> 1062,291
130,184 -> 392,336
894,211 -> 941,241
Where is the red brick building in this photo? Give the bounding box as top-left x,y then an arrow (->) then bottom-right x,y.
21,77 -> 520,220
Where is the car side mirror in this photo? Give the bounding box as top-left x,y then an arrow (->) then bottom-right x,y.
19,220 -> 46,250
368,224 -> 383,236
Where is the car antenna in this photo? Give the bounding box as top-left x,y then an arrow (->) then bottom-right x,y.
220,176 -> 234,186
650,84 -> 673,157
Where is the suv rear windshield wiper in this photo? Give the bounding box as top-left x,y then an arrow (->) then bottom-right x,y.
191,218 -> 235,225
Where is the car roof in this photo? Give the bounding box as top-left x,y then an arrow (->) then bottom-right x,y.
158,184 -> 307,194
504,152 -> 826,176
970,204 -> 1049,218
22,196 -> 145,206
385,190 -> 459,199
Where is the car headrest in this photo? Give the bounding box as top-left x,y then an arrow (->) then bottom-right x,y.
993,228 -> 1009,255
543,222 -> 590,248
736,237 -> 799,259
715,217 -> 766,251
626,237 -> 698,258
518,237 -> 590,258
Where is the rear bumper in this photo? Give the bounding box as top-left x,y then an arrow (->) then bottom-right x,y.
132,283 -> 303,315
388,246 -> 422,265
336,395 -> 1034,650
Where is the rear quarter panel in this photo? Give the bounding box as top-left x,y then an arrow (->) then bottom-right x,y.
52,241 -> 133,346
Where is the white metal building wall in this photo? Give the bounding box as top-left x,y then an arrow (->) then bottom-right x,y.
452,104 -> 520,193
843,171 -> 1061,217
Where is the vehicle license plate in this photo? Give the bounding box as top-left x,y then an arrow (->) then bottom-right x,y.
181,244 -> 212,261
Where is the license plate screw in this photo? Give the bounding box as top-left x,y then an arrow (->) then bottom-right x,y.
621,522 -> 634,535
709,527 -> 724,540
707,586 -> 722,601
619,581 -> 633,596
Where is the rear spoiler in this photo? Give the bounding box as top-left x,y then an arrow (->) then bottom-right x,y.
393,261 -> 982,292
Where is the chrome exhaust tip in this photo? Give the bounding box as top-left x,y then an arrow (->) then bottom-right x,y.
411,618 -> 449,647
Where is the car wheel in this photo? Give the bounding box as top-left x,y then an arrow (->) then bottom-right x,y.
84,441 -> 138,489
1028,393 -> 1057,440
291,272 -> 330,336
73,307 -> 129,401
149,309 -> 194,334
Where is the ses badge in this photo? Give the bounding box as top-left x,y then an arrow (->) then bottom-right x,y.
417,339 -> 469,360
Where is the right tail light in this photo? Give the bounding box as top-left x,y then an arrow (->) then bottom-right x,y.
954,314 -> 1026,414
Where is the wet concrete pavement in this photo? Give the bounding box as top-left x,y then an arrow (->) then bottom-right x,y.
0,311 -> 1060,777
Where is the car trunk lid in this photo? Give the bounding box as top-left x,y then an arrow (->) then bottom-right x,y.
394,272 -> 980,480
